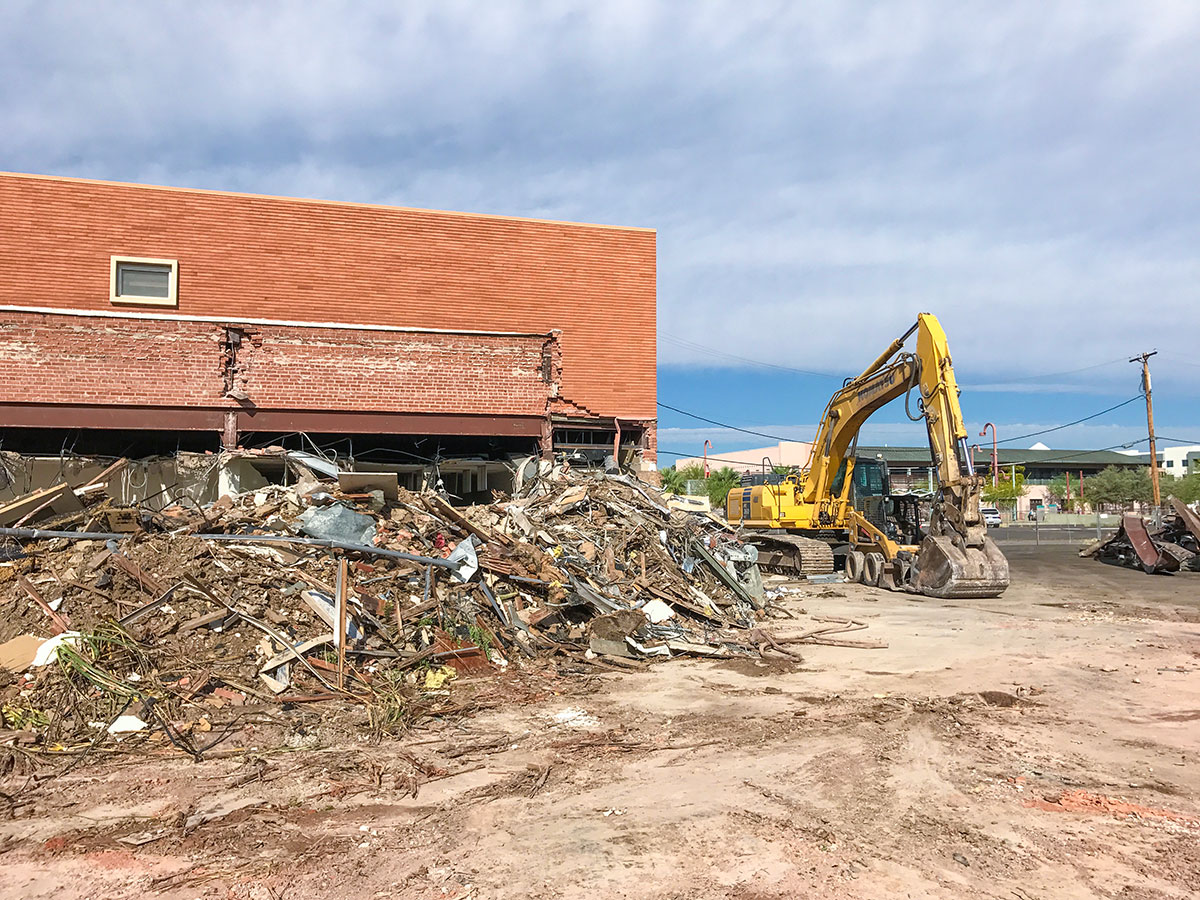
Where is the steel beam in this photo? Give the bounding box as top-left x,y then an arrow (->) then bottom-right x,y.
0,403 -> 546,437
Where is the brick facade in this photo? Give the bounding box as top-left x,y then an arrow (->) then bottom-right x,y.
0,172 -> 656,422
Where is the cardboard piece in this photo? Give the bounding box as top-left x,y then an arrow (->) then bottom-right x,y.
0,634 -> 46,671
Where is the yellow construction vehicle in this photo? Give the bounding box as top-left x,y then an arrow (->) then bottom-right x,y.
726,313 -> 1009,598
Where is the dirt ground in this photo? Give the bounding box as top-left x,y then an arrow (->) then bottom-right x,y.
2,545 -> 1197,899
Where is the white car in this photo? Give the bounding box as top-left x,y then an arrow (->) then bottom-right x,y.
980,507 -> 1002,528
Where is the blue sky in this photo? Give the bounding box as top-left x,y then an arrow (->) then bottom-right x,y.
2,2 -> 1198,461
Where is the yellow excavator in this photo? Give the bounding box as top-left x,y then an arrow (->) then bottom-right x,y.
726,313 -> 1009,599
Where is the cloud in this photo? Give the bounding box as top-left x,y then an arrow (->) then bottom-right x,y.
2,1 -> 1198,389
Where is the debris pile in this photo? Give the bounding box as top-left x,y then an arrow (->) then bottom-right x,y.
1081,498 -> 1200,574
0,459 -> 775,760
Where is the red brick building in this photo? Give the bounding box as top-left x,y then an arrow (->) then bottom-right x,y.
0,172 -> 657,474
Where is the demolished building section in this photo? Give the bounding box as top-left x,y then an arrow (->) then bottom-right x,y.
0,171 -> 658,477
0,459 -> 862,760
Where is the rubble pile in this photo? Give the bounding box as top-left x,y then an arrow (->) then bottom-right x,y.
1081,498 -> 1200,574
0,459 -> 772,761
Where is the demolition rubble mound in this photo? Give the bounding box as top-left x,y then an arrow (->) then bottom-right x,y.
1,461 -> 779,766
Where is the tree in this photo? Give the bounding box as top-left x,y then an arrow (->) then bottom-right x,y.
1046,474 -> 1085,512
660,463 -> 704,495
705,467 -> 741,507
660,463 -> 738,506
1161,472 -> 1200,504
1081,466 -> 1152,509
1046,474 -> 1070,509
982,466 -> 1025,508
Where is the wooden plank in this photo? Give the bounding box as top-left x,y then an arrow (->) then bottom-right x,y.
423,494 -> 512,547
0,483 -> 83,527
109,554 -> 167,595
17,576 -> 72,634
336,558 -> 349,690
78,458 -> 129,491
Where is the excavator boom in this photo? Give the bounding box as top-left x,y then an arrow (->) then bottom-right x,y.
727,312 -> 1009,599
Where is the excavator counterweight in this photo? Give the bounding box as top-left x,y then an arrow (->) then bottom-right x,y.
726,313 -> 1009,599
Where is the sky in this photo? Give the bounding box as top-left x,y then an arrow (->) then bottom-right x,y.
2,2 -> 1198,465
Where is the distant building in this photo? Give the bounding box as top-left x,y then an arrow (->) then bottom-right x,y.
1158,445 -> 1200,475
671,440 -> 813,475
862,445 -> 1148,517
673,440 -> 1151,517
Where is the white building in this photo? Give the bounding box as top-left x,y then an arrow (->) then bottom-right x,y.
1160,444 -> 1200,476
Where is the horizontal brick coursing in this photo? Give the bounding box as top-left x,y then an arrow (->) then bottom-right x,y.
0,173 -> 657,420
0,312 -> 552,417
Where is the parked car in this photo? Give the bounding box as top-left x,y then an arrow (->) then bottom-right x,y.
980,507 -> 1002,528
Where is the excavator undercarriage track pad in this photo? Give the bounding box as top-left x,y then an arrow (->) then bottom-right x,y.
743,532 -> 835,577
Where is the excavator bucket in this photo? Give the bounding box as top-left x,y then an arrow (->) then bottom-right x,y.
914,535 -> 1010,599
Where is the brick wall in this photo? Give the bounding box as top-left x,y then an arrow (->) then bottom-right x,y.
0,173 -> 656,420
0,310 -> 553,418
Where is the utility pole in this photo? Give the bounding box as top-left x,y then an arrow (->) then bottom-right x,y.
1130,351 -> 1160,508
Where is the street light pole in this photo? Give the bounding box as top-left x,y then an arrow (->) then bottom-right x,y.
980,423 -> 998,487
703,440 -> 713,479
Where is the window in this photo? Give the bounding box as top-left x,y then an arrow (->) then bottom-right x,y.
110,256 -> 178,306
1166,460 -> 1174,468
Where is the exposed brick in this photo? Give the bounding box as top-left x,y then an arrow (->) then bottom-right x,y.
0,312 -> 553,418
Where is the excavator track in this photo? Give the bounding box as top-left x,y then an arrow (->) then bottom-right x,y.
743,532 -> 836,577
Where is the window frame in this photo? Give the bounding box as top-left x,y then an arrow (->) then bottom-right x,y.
110,256 -> 178,307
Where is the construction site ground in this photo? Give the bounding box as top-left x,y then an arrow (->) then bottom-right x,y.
2,545 -> 1197,900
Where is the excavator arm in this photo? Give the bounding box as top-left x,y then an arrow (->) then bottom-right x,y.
803,313 -> 1008,597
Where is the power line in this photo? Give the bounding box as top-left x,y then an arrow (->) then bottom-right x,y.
988,356 -> 1130,383
657,448 -> 783,468
658,332 -> 843,379
659,440 -> 1153,473
656,401 -> 794,442
660,394 -> 1149,456
994,396 -> 1143,445
661,330 -> 1136,388
1157,353 -> 1200,370
998,439 -> 1148,468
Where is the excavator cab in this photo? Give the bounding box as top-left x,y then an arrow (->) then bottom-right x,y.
850,456 -> 889,530
850,457 -> 923,547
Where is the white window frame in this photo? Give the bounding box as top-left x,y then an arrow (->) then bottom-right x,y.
110,256 -> 179,307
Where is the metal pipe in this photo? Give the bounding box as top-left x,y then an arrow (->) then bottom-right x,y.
193,533 -> 462,570
959,438 -> 975,476
0,526 -> 463,573
477,579 -> 513,627
0,526 -> 126,541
